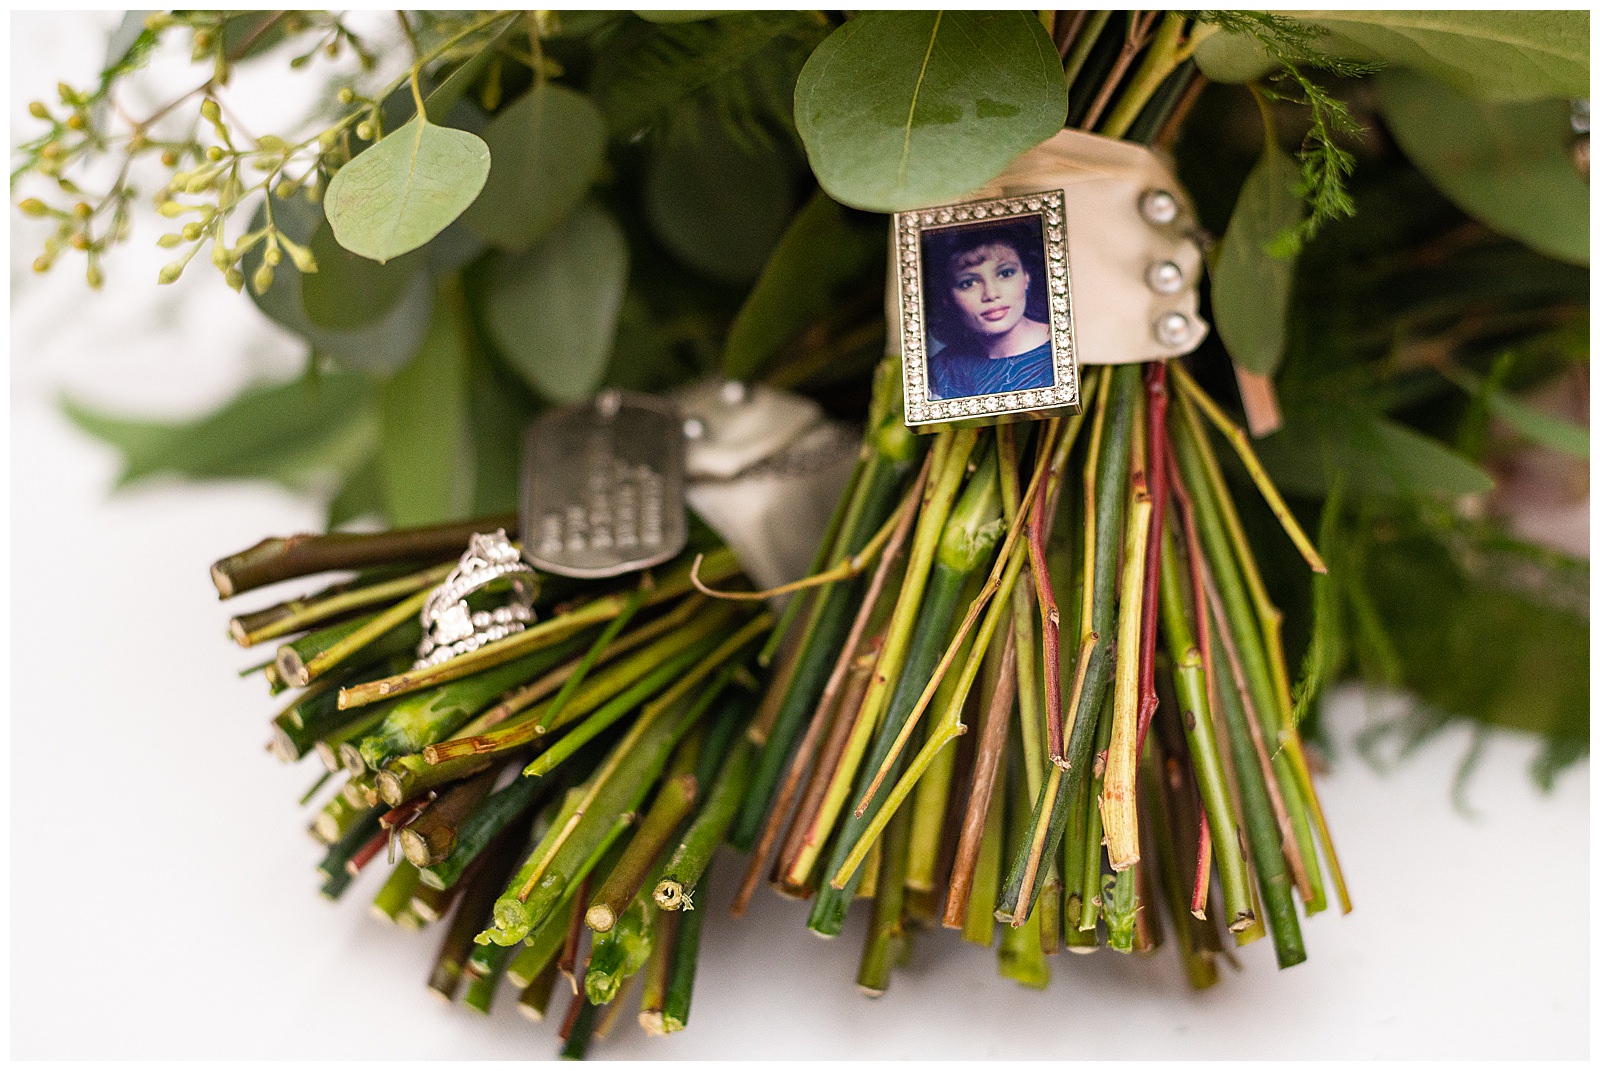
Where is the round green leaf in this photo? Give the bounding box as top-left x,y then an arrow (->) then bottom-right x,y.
1296,10 -> 1589,102
325,117 -> 491,263
301,221 -> 421,330
1377,69 -> 1589,266
463,83 -> 607,252
794,11 -> 1068,212
244,196 -> 435,375
1211,147 -> 1306,376
481,201 -> 629,403
644,129 -> 794,285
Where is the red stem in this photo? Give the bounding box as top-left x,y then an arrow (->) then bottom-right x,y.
1191,809 -> 1212,918
345,828 -> 389,876
380,794 -> 430,831
1135,364 -> 1169,753
1029,449 -> 1065,770
559,876 -> 590,994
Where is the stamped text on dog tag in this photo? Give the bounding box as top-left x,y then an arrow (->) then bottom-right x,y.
520,390 -> 687,578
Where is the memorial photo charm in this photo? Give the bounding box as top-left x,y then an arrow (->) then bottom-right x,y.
519,390 -> 688,578
898,190 -> 1080,428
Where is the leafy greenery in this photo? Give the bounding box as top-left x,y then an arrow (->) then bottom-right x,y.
18,11 -> 1591,780
480,200 -> 629,404
1294,10 -> 1590,102
1194,12 -> 1375,249
324,113 -> 491,263
1210,142 -> 1305,376
62,372 -> 377,495
793,11 -> 1068,211
1376,70 -> 1590,266
462,82 -> 607,252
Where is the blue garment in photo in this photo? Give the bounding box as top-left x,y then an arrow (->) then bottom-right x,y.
927,340 -> 1055,401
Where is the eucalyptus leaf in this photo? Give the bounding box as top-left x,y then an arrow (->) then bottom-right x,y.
1211,146 -> 1305,376
61,372 -> 378,495
379,283 -> 475,526
1192,27 -> 1279,85
300,221 -> 422,331
481,200 -> 629,403
1294,10 -> 1589,102
463,83 -> 607,252
723,191 -> 881,380
793,11 -> 1068,211
1255,405 -> 1495,499
244,196 -> 435,374
643,126 -> 795,284
1377,70 -> 1589,266
325,116 -> 491,263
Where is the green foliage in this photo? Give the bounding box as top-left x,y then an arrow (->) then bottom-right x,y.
1254,404 -> 1494,500
1377,70 -> 1589,267
1342,505 -> 1589,780
300,221 -> 422,330
1444,362 -> 1590,461
378,282 -> 474,526
462,83 -> 607,253
793,11 -> 1068,212
643,125 -> 796,285
325,114 -> 491,263
1194,13 -> 1374,247
591,11 -> 828,148
61,371 -> 378,495
1296,10 -> 1590,103
243,195 -> 435,375
1211,144 -> 1305,376
722,191 -> 883,381
480,200 -> 629,404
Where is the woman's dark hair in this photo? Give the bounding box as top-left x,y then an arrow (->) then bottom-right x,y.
921,218 -> 1049,350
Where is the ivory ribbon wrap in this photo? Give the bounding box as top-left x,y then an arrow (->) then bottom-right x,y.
887,128 -> 1208,368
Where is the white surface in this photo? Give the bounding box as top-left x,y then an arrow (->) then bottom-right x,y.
7,12 -> 1592,1063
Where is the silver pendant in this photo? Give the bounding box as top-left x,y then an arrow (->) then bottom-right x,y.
519,390 -> 688,578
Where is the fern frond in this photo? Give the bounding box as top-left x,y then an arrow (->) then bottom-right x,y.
1195,10 -> 1376,246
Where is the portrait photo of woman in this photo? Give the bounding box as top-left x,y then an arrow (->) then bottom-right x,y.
922,218 -> 1057,402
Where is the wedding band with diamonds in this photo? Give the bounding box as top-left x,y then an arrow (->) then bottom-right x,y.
413,529 -> 538,669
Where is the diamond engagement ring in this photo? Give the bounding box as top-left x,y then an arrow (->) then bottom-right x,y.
413,529 -> 538,669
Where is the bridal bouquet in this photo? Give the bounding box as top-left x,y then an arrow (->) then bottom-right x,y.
15,9 -> 1588,1057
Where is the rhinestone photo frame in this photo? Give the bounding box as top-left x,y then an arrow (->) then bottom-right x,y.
896,190 -> 1080,428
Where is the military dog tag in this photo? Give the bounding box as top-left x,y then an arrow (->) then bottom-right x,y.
520,390 -> 688,578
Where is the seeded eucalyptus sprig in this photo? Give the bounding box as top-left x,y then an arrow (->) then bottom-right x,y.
13,10 -> 522,290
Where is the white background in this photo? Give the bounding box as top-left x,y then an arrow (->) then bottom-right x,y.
8,12 -> 1591,1062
